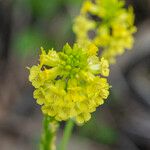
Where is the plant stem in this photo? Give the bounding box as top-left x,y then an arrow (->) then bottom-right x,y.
58,119 -> 74,150
40,115 -> 58,150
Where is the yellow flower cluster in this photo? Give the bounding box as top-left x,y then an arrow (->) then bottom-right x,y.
29,43 -> 110,124
73,0 -> 136,63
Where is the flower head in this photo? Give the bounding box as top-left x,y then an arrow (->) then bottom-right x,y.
29,43 -> 110,124
73,0 -> 136,63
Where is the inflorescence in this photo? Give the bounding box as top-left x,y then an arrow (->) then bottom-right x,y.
28,0 -> 136,125
29,43 -> 110,124
73,0 -> 136,63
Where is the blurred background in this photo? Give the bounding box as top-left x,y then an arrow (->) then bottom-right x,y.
0,0 -> 150,150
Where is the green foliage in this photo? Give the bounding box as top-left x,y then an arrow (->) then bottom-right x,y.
12,28 -> 45,57
28,0 -> 60,18
79,117 -> 118,145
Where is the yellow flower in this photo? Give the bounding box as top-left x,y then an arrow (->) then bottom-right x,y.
73,15 -> 96,49
73,0 -> 136,63
100,57 -> 109,76
29,43 -> 110,124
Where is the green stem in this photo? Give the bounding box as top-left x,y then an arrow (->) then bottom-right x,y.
40,115 -> 58,150
58,119 -> 74,150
